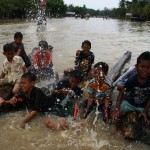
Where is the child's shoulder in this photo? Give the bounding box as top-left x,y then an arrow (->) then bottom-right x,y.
14,55 -> 23,60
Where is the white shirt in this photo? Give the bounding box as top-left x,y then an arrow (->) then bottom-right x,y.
2,56 -> 25,83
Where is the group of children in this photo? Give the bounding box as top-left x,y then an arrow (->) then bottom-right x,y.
0,32 -> 150,131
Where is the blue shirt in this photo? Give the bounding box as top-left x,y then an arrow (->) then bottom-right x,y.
124,75 -> 150,108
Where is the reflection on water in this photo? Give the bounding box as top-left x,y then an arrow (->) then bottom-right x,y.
0,18 -> 150,150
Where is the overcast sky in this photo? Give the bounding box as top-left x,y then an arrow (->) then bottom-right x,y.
64,0 -> 121,10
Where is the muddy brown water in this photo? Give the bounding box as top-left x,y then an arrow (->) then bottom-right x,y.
0,18 -> 150,150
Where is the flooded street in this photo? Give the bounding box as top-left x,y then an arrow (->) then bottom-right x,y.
0,17 -> 150,150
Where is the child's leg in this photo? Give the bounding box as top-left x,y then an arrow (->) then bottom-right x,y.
45,117 -> 59,131
59,117 -> 69,130
45,117 -> 69,131
83,104 -> 94,119
99,102 -> 112,123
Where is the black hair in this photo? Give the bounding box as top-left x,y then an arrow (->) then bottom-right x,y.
3,43 -> 15,53
69,69 -> 84,82
21,72 -> 37,82
14,32 -> 23,38
39,40 -> 48,49
94,62 -> 109,74
82,40 -> 91,48
137,51 -> 150,65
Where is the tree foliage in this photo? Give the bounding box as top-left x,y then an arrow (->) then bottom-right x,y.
46,0 -> 67,17
0,0 -> 150,20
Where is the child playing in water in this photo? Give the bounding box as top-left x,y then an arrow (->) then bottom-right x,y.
31,40 -> 53,79
64,40 -> 95,79
34,40 -> 53,69
0,70 -> 83,129
83,62 -> 112,123
0,43 -> 26,96
111,51 -> 150,123
11,32 -> 31,68
45,70 -> 84,130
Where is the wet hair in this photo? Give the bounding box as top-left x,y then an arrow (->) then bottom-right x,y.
14,32 -> 23,38
39,40 -> 48,49
82,40 -> 91,48
69,69 -> 84,82
3,43 -> 15,53
21,72 -> 37,82
137,51 -> 150,65
94,62 -> 109,74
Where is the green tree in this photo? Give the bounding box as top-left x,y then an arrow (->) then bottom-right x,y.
46,0 -> 67,17
143,4 -> 150,20
0,0 -> 38,18
119,0 -> 126,8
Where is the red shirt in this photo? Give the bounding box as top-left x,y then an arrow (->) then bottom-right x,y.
34,50 -> 52,68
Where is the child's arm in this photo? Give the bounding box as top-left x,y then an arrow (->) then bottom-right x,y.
83,94 -> 95,118
111,88 -> 125,122
0,97 -> 4,106
19,111 -> 38,128
17,48 -> 22,56
0,97 -> 18,106
115,88 -> 125,110
22,65 -> 27,73
140,97 -> 150,123
0,72 -> 5,79
75,50 -> 80,66
52,88 -> 70,95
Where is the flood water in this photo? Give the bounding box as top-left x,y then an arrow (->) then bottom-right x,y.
0,17 -> 150,150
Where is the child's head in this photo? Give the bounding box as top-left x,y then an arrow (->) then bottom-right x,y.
92,62 -> 109,82
81,40 -> 91,54
69,70 -> 83,88
14,32 -> 23,44
3,43 -> 15,62
136,51 -> 150,79
39,40 -> 48,53
20,72 -> 37,93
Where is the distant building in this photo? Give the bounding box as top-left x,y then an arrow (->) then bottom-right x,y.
66,12 -> 75,17
126,13 -> 132,16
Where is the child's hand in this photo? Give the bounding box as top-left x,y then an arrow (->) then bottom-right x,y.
139,112 -> 149,124
0,97 -> 4,106
9,97 -> 18,106
111,110 -> 120,123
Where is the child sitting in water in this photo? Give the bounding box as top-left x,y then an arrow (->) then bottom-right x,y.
29,40 -> 53,79
10,32 -> 31,68
64,40 -> 95,80
111,51 -> 150,123
0,43 -> 26,96
82,62 -> 112,123
44,69 -> 84,130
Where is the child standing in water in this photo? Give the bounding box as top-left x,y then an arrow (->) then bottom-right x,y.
64,40 -> 95,79
0,43 -> 26,96
83,62 -> 112,123
11,32 -> 31,68
111,51 -> 150,123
